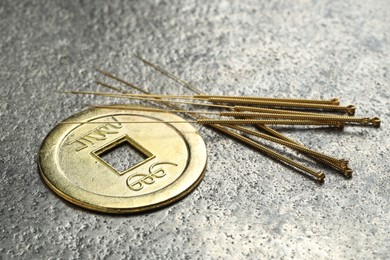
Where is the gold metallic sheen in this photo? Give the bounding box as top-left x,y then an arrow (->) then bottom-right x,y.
39,106 -> 207,213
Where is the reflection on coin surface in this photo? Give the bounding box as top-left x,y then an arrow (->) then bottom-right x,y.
38,106 -> 207,213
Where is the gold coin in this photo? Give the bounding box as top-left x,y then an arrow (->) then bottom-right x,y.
38,106 -> 207,213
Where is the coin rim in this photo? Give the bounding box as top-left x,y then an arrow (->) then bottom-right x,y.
38,106 -> 207,213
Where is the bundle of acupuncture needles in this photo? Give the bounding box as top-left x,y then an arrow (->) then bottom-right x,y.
62,56 -> 381,182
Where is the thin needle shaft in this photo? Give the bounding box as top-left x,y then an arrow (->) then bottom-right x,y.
96,69 -> 149,94
93,105 -> 220,115
136,55 -> 205,95
95,77 -> 185,111
60,120 -> 197,124
95,80 -> 126,93
60,118 -> 342,126
61,90 -> 231,109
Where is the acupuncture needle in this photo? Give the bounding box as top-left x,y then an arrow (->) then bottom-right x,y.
104,59 -> 375,180
134,57 -> 343,176
60,90 -> 232,110
93,105 -> 346,125
135,54 -> 205,95
196,95 -> 341,105
96,92 -> 341,105
94,81 -> 355,117
208,97 -> 356,115
132,58 -> 351,140
254,124 -> 352,177
92,104 -> 350,171
96,69 -> 150,94
136,55 -> 342,106
134,56 -> 352,177
92,69 -> 326,181
95,74 -> 184,111
93,105 -> 220,115
95,105 -> 379,127
61,118 -> 344,127
135,56 -> 338,105
101,105 -> 379,127
61,90 -> 362,124
131,60 -> 330,181
83,91 -> 353,114
220,112 -> 380,127
91,105 -> 351,174
84,85 -> 349,129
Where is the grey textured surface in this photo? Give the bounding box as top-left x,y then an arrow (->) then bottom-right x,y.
1,0 -> 389,259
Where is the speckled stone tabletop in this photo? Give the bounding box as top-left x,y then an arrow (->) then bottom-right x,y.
1,0 -> 389,259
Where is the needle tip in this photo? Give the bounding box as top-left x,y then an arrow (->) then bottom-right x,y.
134,54 -> 148,63
57,91 -> 73,94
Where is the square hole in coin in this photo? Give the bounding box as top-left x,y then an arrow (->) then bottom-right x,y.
94,136 -> 155,175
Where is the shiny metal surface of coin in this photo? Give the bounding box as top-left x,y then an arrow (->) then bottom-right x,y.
38,106 -> 207,213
